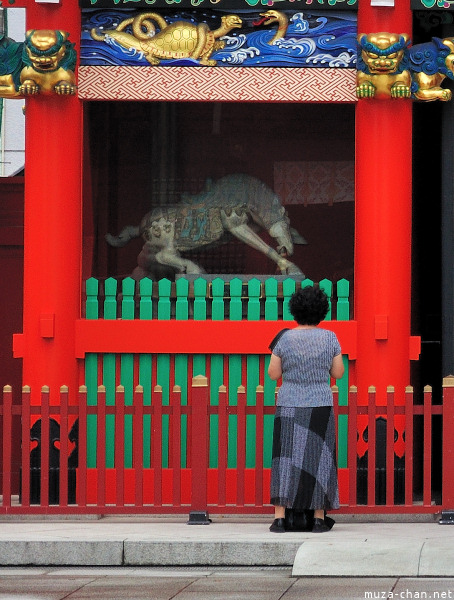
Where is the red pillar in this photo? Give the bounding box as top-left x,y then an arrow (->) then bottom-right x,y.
14,1 -> 82,403
354,2 -> 415,404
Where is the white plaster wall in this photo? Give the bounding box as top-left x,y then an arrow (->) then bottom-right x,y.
1,8 -> 25,177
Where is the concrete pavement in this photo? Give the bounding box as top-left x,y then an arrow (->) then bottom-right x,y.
1,515 -> 454,576
1,568 -> 454,600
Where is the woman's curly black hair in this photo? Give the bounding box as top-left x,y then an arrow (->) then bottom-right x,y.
288,285 -> 329,326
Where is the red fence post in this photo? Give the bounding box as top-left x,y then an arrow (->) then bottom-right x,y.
21,386 -> 31,508
1,385 -> 13,509
59,386 -> 69,507
133,385 -> 144,507
152,384 -> 163,508
404,385 -> 414,507
40,386 -> 50,508
441,376 -> 454,522
115,386 -> 125,508
77,386 -> 87,508
367,386 -> 376,507
423,385 -> 433,507
171,385 -> 182,508
255,385 -> 265,507
97,385 -> 106,508
188,375 -> 210,524
386,386 -> 395,507
236,385 -> 246,508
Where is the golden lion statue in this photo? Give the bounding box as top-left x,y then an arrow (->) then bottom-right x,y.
19,30 -> 76,96
404,37 -> 454,101
356,32 -> 411,99
0,30 -> 76,98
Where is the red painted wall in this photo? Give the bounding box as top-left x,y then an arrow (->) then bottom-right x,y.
0,177 -> 24,393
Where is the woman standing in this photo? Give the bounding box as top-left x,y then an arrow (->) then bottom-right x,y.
268,285 -> 344,533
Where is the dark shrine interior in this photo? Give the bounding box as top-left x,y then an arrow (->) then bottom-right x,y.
85,101 -> 355,287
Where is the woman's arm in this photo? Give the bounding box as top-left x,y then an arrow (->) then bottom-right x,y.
268,353 -> 282,381
330,353 -> 345,380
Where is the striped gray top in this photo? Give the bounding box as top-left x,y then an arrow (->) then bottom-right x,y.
272,328 -> 341,408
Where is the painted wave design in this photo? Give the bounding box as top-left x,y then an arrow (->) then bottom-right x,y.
80,10 -> 356,68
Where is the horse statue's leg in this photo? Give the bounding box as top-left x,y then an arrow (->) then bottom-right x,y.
222,212 -> 304,275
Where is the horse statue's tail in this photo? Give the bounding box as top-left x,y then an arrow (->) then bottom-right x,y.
105,225 -> 140,247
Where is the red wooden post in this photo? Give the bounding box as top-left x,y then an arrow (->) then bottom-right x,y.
423,385 -> 433,507
97,386 -> 106,507
152,385 -> 163,507
367,387 -> 377,506
21,386 -> 31,508
188,375 -> 210,523
77,386 -> 87,508
115,386 -> 125,507
13,2 -> 82,404
348,385 -> 358,506
404,386 -> 414,506
171,385 -> 182,507
133,385 -> 144,506
40,387 -> 50,508
442,377 -> 454,514
59,386 -> 69,507
354,0 -> 415,407
218,385 -> 228,507
385,387 -> 394,507
255,385 -> 265,507
2,385 -> 13,508
333,384 -> 339,462
236,385 -> 246,507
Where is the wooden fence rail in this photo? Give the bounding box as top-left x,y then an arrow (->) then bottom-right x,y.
1,378 -> 454,515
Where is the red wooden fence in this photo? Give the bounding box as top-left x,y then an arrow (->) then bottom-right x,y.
1,377 -> 454,515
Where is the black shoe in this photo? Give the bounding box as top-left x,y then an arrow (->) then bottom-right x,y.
312,518 -> 330,533
285,508 -> 314,532
269,518 -> 286,533
324,515 -> 335,530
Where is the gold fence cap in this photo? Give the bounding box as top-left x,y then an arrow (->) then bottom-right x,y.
192,374 -> 208,387
443,375 -> 454,387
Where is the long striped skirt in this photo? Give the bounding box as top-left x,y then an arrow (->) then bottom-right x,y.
270,406 -> 339,511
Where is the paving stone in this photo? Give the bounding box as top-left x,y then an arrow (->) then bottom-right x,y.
124,541 -> 300,566
419,539 -> 454,576
393,577 -> 454,597
283,577 -> 398,600
292,539 -> 423,577
0,541 -> 124,566
184,576 -> 294,593
61,579 -> 196,600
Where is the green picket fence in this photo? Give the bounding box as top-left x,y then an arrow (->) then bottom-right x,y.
82,276 -> 351,475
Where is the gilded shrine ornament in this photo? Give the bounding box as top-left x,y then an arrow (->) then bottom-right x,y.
90,12 -> 243,66
356,32 -> 412,99
0,30 -> 77,98
357,32 -> 454,101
